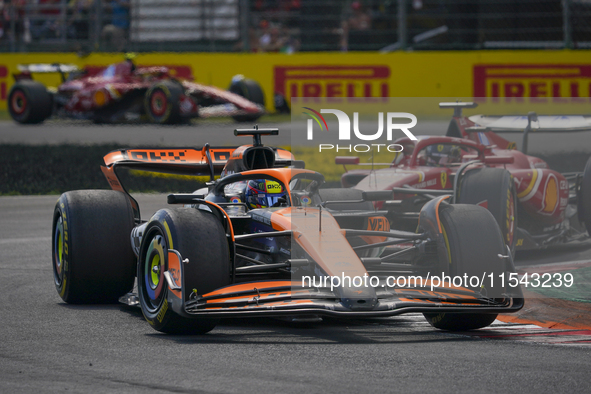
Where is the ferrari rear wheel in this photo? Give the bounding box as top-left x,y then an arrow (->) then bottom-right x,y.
423,204 -> 505,331
8,80 -> 52,124
137,207 -> 231,334
228,77 -> 265,122
144,80 -> 183,124
578,156 -> 591,236
458,167 -> 517,254
52,190 -> 136,303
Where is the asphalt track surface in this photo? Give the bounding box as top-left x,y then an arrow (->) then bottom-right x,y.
2,119 -> 591,393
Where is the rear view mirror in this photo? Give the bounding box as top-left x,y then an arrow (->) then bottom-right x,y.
336,156 -> 360,165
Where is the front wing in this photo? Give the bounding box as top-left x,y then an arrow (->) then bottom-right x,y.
149,279 -> 524,319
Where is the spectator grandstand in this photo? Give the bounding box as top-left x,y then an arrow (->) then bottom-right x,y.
0,0 -> 589,52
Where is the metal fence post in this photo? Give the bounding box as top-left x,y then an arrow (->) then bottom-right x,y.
563,0 -> 572,48
94,1 -> 102,51
9,4 -> 16,52
240,0 -> 250,52
398,0 -> 407,50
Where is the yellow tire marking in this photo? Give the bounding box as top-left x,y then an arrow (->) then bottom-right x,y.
163,221 -> 174,249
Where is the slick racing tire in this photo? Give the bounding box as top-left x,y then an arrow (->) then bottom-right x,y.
8,80 -> 53,124
423,204 -> 505,331
137,207 -> 231,334
578,156 -> 591,236
423,312 -> 497,332
52,190 -> 136,303
144,80 -> 183,124
228,77 -> 265,122
458,167 -> 517,254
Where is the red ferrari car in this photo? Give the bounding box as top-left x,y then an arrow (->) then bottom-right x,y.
8,59 -> 265,124
338,102 -> 591,252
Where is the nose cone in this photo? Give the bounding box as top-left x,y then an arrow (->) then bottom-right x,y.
338,286 -> 378,311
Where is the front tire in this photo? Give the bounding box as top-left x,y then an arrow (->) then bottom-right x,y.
137,207 -> 231,334
423,204 -> 505,331
8,80 -> 53,124
52,190 -> 136,303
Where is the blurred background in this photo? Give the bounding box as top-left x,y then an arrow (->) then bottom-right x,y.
1,0 -> 590,53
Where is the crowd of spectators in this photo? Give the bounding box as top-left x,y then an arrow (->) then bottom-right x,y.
0,0 -> 130,49
2,1 -> 585,52
246,0 -> 375,52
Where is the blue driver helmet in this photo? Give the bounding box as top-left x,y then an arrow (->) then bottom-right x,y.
245,179 -> 286,209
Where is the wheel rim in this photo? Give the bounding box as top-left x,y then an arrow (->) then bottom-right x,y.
506,189 -> 515,248
141,231 -> 167,311
150,90 -> 167,117
11,90 -> 27,115
53,216 -> 64,287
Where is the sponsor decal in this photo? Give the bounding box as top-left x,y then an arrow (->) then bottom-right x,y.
156,298 -> 168,323
275,65 -> 390,99
265,180 -> 283,193
0,66 -> 7,101
129,150 -> 187,162
367,217 -> 389,231
473,64 -> 591,98
440,172 -> 448,189
541,173 -> 558,214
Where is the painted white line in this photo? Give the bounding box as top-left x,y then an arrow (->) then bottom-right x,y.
0,237 -> 52,245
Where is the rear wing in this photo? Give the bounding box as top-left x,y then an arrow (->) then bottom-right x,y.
101,145 -> 236,222
439,101 -> 478,117
468,114 -> 591,133
15,63 -> 80,82
468,112 -> 591,154
103,145 -> 235,177
17,64 -> 80,73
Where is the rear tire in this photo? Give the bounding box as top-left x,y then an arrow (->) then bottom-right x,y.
458,167 -> 517,253
137,207 -> 231,334
8,80 -> 52,124
52,190 -> 136,303
423,204 -> 505,331
578,157 -> 591,236
228,77 -> 265,122
144,80 -> 183,124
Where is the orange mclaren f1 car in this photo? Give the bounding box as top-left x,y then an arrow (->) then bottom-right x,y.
52,128 -> 523,334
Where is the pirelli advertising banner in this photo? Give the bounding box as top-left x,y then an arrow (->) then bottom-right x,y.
1,50 -> 591,111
